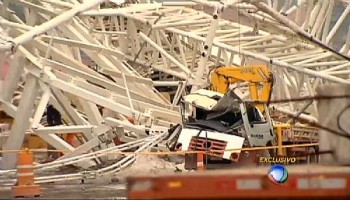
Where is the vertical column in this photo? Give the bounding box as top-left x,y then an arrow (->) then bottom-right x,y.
317,84 -> 350,165
1,74 -> 39,170
1,52 -> 26,102
191,5 -> 221,92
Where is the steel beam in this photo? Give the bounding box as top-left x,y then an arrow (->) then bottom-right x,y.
1,52 -> 26,102
1,74 -> 39,170
0,0 -> 110,51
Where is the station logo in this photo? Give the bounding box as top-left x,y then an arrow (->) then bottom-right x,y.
268,164 -> 288,184
259,156 -> 296,164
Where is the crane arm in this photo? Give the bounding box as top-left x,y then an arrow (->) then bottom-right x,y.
210,65 -> 274,112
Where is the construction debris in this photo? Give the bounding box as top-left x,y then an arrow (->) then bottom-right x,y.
0,0 -> 349,188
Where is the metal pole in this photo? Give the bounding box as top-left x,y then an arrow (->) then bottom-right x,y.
191,5 -> 221,92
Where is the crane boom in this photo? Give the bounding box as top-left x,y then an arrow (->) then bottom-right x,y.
210,65 -> 274,113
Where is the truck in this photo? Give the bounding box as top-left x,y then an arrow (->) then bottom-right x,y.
170,65 -> 318,166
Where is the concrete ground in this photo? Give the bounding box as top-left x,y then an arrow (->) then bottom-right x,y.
0,154 -> 182,199
0,183 -> 127,199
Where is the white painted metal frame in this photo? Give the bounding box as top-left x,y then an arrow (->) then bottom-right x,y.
1,0 -> 350,180
0,0 -> 180,171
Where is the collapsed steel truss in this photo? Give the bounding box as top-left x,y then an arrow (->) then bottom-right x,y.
0,0 -> 350,179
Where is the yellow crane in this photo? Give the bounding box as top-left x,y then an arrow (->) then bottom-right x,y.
210,65 -> 274,113
209,65 -> 318,159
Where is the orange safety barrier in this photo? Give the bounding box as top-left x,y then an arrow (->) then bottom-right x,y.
11,149 -> 42,198
66,133 -> 76,146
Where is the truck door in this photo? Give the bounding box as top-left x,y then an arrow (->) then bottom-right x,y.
241,103 -> 275,148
